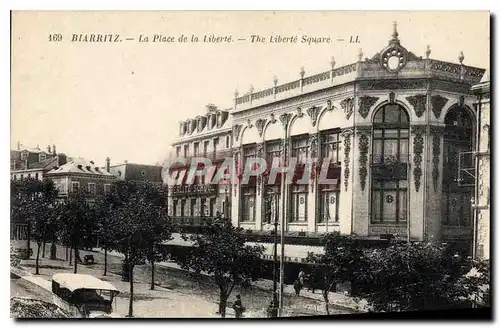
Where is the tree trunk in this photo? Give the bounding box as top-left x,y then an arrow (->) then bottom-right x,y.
69,246 -> 72,265
128,263 -> 134,317
35,243 -> 41,275
26,223 -> 31,259
219,292 -> 228,318
42,241 -> 46,258
73,247 -> 78,273
65,246 -> 68,261
150,259 -> 155,290
50,242 -> 57,260
323,290 -> 330,315
103,247 -> 107,276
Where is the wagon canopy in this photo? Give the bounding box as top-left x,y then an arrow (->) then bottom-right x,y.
52,273 -> 119,293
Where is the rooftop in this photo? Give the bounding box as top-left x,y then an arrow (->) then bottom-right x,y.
46,157 -> 115,176
52,273 -> 118,292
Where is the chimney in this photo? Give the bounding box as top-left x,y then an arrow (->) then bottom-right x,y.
47,145 -> 51,153
52,144 -> 56,155
106,157 -> 110,172
17,141 -> 20,150
57,153 -> 67,166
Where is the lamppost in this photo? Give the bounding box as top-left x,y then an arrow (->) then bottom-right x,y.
265,186 -> 279,318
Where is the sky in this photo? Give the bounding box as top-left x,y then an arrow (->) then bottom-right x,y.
11,11 -> 490,167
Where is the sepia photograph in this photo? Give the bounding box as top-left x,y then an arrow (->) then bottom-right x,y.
9,10 -> 491,319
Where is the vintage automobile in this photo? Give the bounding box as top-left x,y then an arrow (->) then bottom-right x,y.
51,273 -> 119,318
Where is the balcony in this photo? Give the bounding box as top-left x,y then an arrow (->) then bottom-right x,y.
167,149 -> 232,168
370,155 -> 408,180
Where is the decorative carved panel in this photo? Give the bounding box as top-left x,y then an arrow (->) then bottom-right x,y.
411,125 -> 426,192
256,143 -> 264,195
232,124 -> 243,142
255,119 -> 267,137
431,95 -> 448,119
389,92 -> 396,104
357,127 -> 371,191
406,94 -> 427,118
306,106 -> 321,127
232,148 -> 241,196
308,134 -> 318,159
358,96 -> 379,119
430,126 -> 444,192
359,80 -> 427,91
341,128 -> 353,191
340,97 -> 354,120
279,113 -> 292,130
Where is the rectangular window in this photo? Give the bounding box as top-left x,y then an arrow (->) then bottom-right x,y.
173,200 -> 178,216
21,152 -> 28,161
266,141 -> 282,167
290,185 -> 308,222
321,130 -> 341,166
292,136 -> 309,165
87,183 -> 96,195
181,199 -> 187,216
176,146 -> 181,158
103,184 -> 111,195
39,153 -> 46,162
184,145 -> 189,158
214,137 -> 219,154
190,199 -> 197,217
243,144 -> 257,168
72,181 -> 80,193
225,136 -> 230,148
241,186 -> 256,222
204,140 -> 210,157
193,143 -> 199,157
210,198 -> 216,217
372,128 -> 409,164
264,186 -> 280,224
319,183 -> 340,223
371,180 -> 407,223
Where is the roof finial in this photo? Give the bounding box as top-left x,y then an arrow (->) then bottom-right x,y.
330,56 -> 336,69
392,21 -> 399,41
458,51 -> 465,64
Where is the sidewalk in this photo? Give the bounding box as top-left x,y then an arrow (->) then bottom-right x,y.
97,248 -> 367,312
15,256 -> 231,318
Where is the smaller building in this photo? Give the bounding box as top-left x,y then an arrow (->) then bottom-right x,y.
108,159 -> 163,185
11,144 -> 67,181
45,157 -> 117,200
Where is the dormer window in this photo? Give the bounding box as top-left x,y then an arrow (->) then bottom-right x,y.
21,151 -> 28,161
39,153 -> 46,162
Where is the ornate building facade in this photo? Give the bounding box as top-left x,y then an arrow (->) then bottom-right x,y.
167,104 -> 233,221
168,24 -> 487,257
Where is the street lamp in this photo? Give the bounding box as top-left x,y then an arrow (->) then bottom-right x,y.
265,187 -> 279,317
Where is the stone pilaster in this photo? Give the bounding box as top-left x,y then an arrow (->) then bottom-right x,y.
352,126 -> 371,236
339,127 -> 354,234
409,125 -> 426,241
425,125 -> 444,241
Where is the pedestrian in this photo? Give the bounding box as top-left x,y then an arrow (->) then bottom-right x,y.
232,294 -> 244,318
293,279 -> 302,296
298,269 -> 305,285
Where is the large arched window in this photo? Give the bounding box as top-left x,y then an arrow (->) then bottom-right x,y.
371,104 -> 410,224
442,107 -> 474,226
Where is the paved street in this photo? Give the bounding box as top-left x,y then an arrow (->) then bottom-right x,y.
13,241 -> 354,317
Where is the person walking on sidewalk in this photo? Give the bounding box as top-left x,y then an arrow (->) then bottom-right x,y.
232,294 -> 245,318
